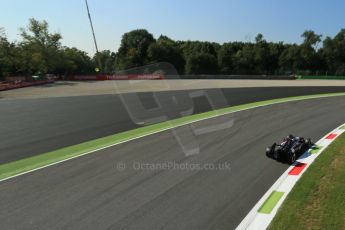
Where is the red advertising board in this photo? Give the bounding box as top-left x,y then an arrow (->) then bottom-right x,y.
69,74 -> 164,81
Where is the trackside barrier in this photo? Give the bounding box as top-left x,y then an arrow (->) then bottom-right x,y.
296,75 -> 345,80
107,74 -> 165,80
236,123 -> 345,230
69,74 -> 297,80
180,75 -> 296,80
0,79 -> 55,91
69,74 -> 165,81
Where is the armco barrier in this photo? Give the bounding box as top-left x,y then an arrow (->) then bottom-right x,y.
107,74 -> 164,80
297,75 -> 345,80
68,75 -> 101,81
69,74 -> 164,81
180,75 -> 296,80
69,74 -> 293,80
0,79 -> 55,91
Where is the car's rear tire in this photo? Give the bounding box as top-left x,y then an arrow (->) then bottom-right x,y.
297,145 -> 304,154
306,138 -> 313,147
288,152 -> 296,164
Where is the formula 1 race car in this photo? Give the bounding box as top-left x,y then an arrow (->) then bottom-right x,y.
266,135 -> 313,164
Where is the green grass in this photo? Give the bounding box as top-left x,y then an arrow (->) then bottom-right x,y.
258,191 -> 285,214
310,145 -> 323,154
1,92 -> 345,181
268,133 -> 345,230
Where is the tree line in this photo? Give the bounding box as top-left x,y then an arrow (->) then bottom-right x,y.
1,18 -> 345,80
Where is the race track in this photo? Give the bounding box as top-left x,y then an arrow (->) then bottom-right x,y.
1,86 -> 345,164
0,96 -> 345,230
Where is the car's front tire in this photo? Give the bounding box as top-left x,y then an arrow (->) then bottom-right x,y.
266,143 -> 276,158
273,150 -> 280,161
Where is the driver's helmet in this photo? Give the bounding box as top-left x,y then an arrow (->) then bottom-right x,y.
287,134 -> 294,139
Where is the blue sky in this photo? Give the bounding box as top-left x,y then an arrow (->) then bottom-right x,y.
1,0 -> 344,55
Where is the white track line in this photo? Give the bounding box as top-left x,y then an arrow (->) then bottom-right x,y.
0,94 -> 344,183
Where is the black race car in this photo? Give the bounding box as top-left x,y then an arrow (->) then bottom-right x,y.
266,135 -> 313,164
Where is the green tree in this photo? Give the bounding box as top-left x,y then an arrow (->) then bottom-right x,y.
233,43 -> 256,74
254,33 -> 270,74
266,42 -> 286,74
218,43 -> 234,74
5,22 -> 345,78
19,18 -> 62,76
322,29 -> 345,75
57,47 -> 94,75
93,50 -> 116,74
301,30 -> 322,48
0,29 -> 21,79
115,29 -> 155,70
0,28 -> 9,79
185,53 -> 218,74
299,30 -> 322,72
279,44 -> 303,73
0,27 -> 5,38
179,41 -> 219,59
147,35 -> 185,73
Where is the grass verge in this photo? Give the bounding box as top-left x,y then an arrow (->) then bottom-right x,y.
1,92 -> 345,181
258,191 -> 285,214
268,133 -> 345,230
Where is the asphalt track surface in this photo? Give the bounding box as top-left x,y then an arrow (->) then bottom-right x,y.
0,95 -> 345,230
1,86 -> 345,164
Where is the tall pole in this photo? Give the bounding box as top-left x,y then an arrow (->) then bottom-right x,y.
85,0 -> 102,72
